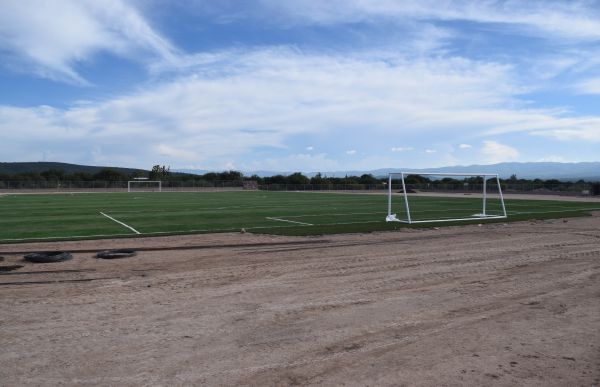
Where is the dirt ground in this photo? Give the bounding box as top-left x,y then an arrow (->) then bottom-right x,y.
1,215 -> 599,386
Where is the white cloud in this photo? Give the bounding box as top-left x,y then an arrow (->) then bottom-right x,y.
480,140 -> 519,164
0,48 -> 598,169
262,0 -> 600,41
346,150 -> 357,155
223,161 -> 236,170
306,146 -> 314,151
0,0 -> 177,84
537,155 -> 567,162
391,147 -> 413,152
574,77 -> 600,95
249,153 -> 340,172
256,0 -> 600,90
533,128 -> 600,142
424,149 -> 436,154
156,144 -> 197,161
485,113 -> 600,142
459,143 -> 472,149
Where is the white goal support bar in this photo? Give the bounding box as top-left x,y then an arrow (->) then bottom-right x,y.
386,172 -> 507,223
127,180 -> 162,192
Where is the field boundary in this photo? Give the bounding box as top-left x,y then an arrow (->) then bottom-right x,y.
1,191 -> 599,243
2,207 -> 599,243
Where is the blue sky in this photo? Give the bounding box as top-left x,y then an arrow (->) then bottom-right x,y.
1,0 -> 599,172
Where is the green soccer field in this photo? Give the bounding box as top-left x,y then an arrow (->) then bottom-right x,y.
0,191 -> 599,242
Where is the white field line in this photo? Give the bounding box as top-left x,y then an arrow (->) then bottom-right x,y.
102,209 -> 168,213
283,211 -> 385,218
266,217 -> 313,226
402,207 -> 493,214
109,203 -> 373,213
403,206 -> 600,215
400,204 -> 600,214
494,202 -> 593,209
0,219 -> 381,241
100,212 -> 141,234
409,200 -> 595,211
508,207 -> 600,215
405,207 -> 600,221
0,232 -> 136,242
104,201 -> 591,216
0,213 -> 381,242
129,219 -> 383,237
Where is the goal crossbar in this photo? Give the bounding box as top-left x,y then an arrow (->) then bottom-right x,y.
386,172 -> 507,223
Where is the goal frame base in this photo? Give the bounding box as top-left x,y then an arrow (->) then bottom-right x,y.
386,214 -> 507,223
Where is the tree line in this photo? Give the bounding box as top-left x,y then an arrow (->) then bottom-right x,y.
0,167 -> 595,189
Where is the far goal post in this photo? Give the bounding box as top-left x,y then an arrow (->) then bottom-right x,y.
386,172 -> 507,223
127,180 -> 162,192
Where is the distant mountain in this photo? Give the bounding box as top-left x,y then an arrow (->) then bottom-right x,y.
173,168 -> 211,175
177,162 -> 600,181
359,162 -> 600,181
173,169 -> 290,177
0,162 -> 146,175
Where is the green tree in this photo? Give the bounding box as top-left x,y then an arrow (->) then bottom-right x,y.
149,165 -> 170,180
310,172 -> 330,185
543,179 -> 561,189
202,172 -> 218,181
248,174 -> 263,184
40,169 -> 65,181
404,174 -> 431,184
358,174 -> 379,185
287,172 -> 310,185
93,168 -> 127,181
217,170 -> 243,181
265,174 -> 287,184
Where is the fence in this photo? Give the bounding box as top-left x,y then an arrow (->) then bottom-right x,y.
0,180 -> 245,191
259,182 -> 594,196
402,181 -> 594,196
0,180 -> 596,196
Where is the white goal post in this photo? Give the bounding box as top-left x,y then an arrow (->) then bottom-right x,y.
127,180 -> 162,192
386,172 -> 507,223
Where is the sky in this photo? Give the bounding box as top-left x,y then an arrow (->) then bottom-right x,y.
0,0 -> 599,172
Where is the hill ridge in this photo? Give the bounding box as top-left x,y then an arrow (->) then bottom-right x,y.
0,162 -> 146,175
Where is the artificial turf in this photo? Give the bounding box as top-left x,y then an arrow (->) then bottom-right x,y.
0,191 -> 598,242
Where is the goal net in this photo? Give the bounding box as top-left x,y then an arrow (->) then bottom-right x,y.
127,180 -> 162,192
386,172 -> 507,223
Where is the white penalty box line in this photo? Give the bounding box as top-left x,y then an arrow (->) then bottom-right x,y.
266,216 -> 313,226
100,212 -> 141,234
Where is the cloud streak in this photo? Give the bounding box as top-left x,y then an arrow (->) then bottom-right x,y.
0,0 -> 177,84
574,77 -> 600,95
261,0 -> 600,41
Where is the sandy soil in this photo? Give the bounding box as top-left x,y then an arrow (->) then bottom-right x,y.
1,216 -> 599,386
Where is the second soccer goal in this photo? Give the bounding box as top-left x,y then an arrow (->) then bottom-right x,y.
127,180 -> 162,192
385,172 -> 507,223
